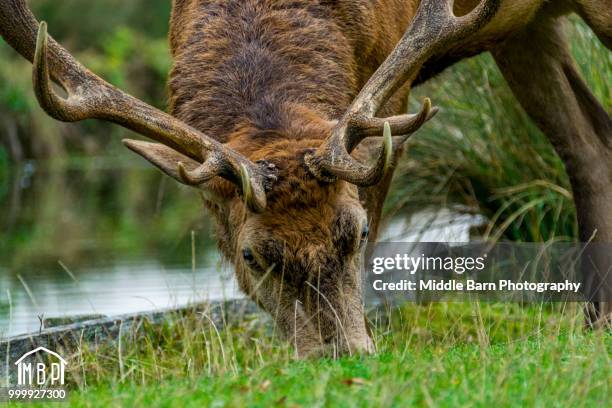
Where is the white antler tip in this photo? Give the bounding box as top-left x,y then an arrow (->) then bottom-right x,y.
382,121 -> 393,169
383,120 -> 392,138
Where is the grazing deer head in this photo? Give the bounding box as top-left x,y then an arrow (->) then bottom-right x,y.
0,0 -> 501,356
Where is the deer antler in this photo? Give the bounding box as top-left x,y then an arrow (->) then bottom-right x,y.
306,0 -> 502,186
0,0 -> 270,212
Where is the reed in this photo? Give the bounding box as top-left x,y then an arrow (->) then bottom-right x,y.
388,18 -> 610,243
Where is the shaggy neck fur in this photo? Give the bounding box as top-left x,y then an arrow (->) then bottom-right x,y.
168,0 -> 359,148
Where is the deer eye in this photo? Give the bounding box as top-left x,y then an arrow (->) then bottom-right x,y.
360,224 -> 369,245
242,248 -> 257,267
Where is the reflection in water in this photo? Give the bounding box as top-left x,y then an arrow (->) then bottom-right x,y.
0,158 -> 224,337
0,262 -> 240,337
0,159 -> 484,338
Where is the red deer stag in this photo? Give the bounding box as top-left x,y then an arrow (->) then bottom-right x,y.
1,0 -> 610,356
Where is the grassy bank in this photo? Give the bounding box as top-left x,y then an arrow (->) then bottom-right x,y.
16,303 -> 610,407
69,334 -> 610,407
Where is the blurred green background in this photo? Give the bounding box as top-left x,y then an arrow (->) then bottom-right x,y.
0,0 -> 171,161
0,0 -> 209,276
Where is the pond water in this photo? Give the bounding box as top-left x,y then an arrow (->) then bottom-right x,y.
0,159 -> 483,338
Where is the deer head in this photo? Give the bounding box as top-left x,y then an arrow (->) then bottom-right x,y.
0,0 -> 500,356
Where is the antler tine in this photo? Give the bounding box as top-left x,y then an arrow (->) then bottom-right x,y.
177,157 -> 267,213
1,0 -> 269,212
33,22 -> 84,121
178,162 -> 220,186
307,0 -> 501,186
176,150 -> 225,186
346,98 -> 438,151
305,121 -> 393,186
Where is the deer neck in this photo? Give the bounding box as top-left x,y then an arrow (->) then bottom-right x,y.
168,0 -> 359,145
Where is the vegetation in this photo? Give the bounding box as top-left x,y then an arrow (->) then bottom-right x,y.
0,2 -> 190,275
0,0 -> 171,160
16,303 -> 611,407
0,161 -> 212,276
389,17 -> 611,242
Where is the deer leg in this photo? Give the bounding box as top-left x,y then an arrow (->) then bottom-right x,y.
492,15 -> 612,328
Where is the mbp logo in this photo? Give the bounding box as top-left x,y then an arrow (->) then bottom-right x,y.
15,347 -> 66,386
1,346 -> 68,402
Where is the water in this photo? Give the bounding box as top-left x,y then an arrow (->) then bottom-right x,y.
0,159 -> 483,338
0,262 -> 240,337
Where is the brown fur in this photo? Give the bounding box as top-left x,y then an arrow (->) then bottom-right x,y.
161,0 -> 611,354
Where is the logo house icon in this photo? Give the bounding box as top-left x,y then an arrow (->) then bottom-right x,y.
14,347 -> 67,387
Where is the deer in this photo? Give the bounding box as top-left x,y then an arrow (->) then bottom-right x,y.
1,0 -> 610,356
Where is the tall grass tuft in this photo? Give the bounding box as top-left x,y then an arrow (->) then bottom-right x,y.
388,18 -> 611,242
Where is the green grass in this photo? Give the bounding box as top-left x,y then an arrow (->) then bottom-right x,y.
17,303 -> 610,407
66,335 -> 610,407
